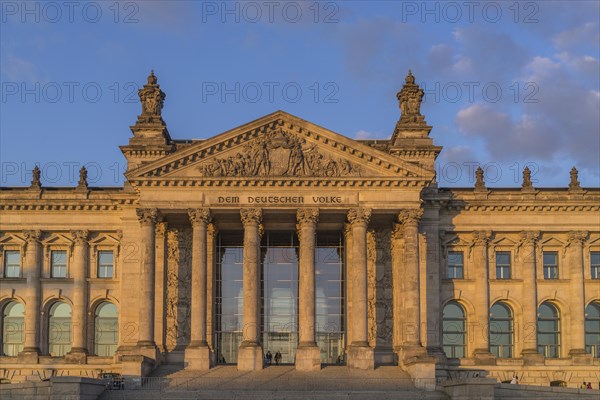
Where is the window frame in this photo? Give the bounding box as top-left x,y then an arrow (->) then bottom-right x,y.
542,251 -> 559,280
97,250 -> 114,279
50,250 -> 68,278
442,301 -> 467,359
1,301 -> 25,356
495,251 -> 511,280
489,302 -> 514,358
537,302 -> 561,358
584,301 -> 600,358
591,251 -> 600,280
3,250 -> 21,278
447,250 -> 464,280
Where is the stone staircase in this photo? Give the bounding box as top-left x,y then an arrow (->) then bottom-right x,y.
99,364 -> 449,399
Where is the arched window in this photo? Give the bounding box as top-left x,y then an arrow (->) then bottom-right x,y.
94,302 -> 118,356
585,301 -> 600,357
443,302 -> 466,358
490,302 -> 514,358
2,301 -> 24,356
537,302 -> 560,358
48,302 -> 71,356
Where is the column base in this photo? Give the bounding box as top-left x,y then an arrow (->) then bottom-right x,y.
473,349 -> 496,365
65,348 -> 88,364
17,349 -> 40,364
185,345 -> 212,370
521,349 -> 544,365
137,341 -> 160,362
347,344 -> 374,370
295,345 -> 321,371
569,348 -> 593,365
237,343 -> 263,371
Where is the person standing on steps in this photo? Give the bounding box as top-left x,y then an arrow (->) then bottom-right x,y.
265,350 -> 272,366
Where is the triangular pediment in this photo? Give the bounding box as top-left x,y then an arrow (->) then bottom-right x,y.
126,111 -> 435,185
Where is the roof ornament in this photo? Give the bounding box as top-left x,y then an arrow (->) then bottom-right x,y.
474,166 -> 486,192
521,166 -> 533,191
30,166 -> 41,189
397,70 -> 426,125
137,70 -> 166,124
568,166 -> 581,191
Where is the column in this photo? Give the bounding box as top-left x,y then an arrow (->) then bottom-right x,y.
295,208 -> 320,371
347,207 -> 374,369
566,231 -> 589,359
519,231 -> 543,363
206,223 -> 217,354
154,221 -> 168,354
237,208 -> 263,371
136,208 -> 159,354
471,230 -> 494,361
19,230 -> 42,362
66,230 -> 89,363
185,208 -> 212,370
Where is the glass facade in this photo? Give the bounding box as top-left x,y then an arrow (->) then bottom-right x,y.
215,230 -> 345,365
315,232 -> 345,364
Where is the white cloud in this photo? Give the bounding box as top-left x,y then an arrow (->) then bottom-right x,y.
1,54 -> 37,82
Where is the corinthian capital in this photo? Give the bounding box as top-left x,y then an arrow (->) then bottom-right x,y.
23,230 -> 42,243
347,207 -> 372,225
136,208 -> 159,225
567,231 -> 588,246
519,230 -> 540,245
71,230 -> 89,245
296,208 -> 319,226
398,208 -> 423,226
188,208 -> 212,226
471,230 -> 492,245
240,208 -> 262,225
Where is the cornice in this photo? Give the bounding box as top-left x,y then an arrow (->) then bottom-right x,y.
129,177 -> 430,188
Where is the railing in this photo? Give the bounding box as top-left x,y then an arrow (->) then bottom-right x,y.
490,344 -> 513,358
585,344 -> 599,358
538,344 -> 560,358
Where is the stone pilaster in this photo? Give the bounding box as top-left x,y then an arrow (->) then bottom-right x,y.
237,208 -> 263,371
347,207 -> 374,369
154,221 -> 168,354
471,230 -> 494,363
185,208 -> 213,370
295,208 -> 321,371
136,208 -> 159,360
66,230 -> 89,364
391,223 -> 404,352
566,231 -> 590,362
519,231 -> 543,364
19,230 -> 42,363
206,223 -> 218,357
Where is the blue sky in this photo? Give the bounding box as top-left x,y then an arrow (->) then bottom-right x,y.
1,0 -> 599,187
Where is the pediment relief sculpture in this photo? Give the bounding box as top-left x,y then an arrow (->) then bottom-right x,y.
198,128 -> 362,178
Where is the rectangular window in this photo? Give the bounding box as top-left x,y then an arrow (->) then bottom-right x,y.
591,252 -> 600,280
447,251 -> 464,279
97,251 -> 114,278
543,252 -> 558,279
51,250 -> 67,278
3,251 -> 21,278
495,251 -> 511,279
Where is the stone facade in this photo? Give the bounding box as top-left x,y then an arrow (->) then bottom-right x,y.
0,71 -> 598,388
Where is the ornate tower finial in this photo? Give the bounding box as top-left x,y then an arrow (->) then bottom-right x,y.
474,166 -> 486,191
397,69 -> 425,125
30,166 -> 41,189
77,166 -> 88,190
569,166 -> 582,191
136,70 -> 166,125
522,166 -> 533,191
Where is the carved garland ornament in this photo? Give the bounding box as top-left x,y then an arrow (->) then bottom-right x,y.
199,128 -> 362,178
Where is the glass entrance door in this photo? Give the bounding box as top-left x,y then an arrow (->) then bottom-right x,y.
261,232 -> 299,364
